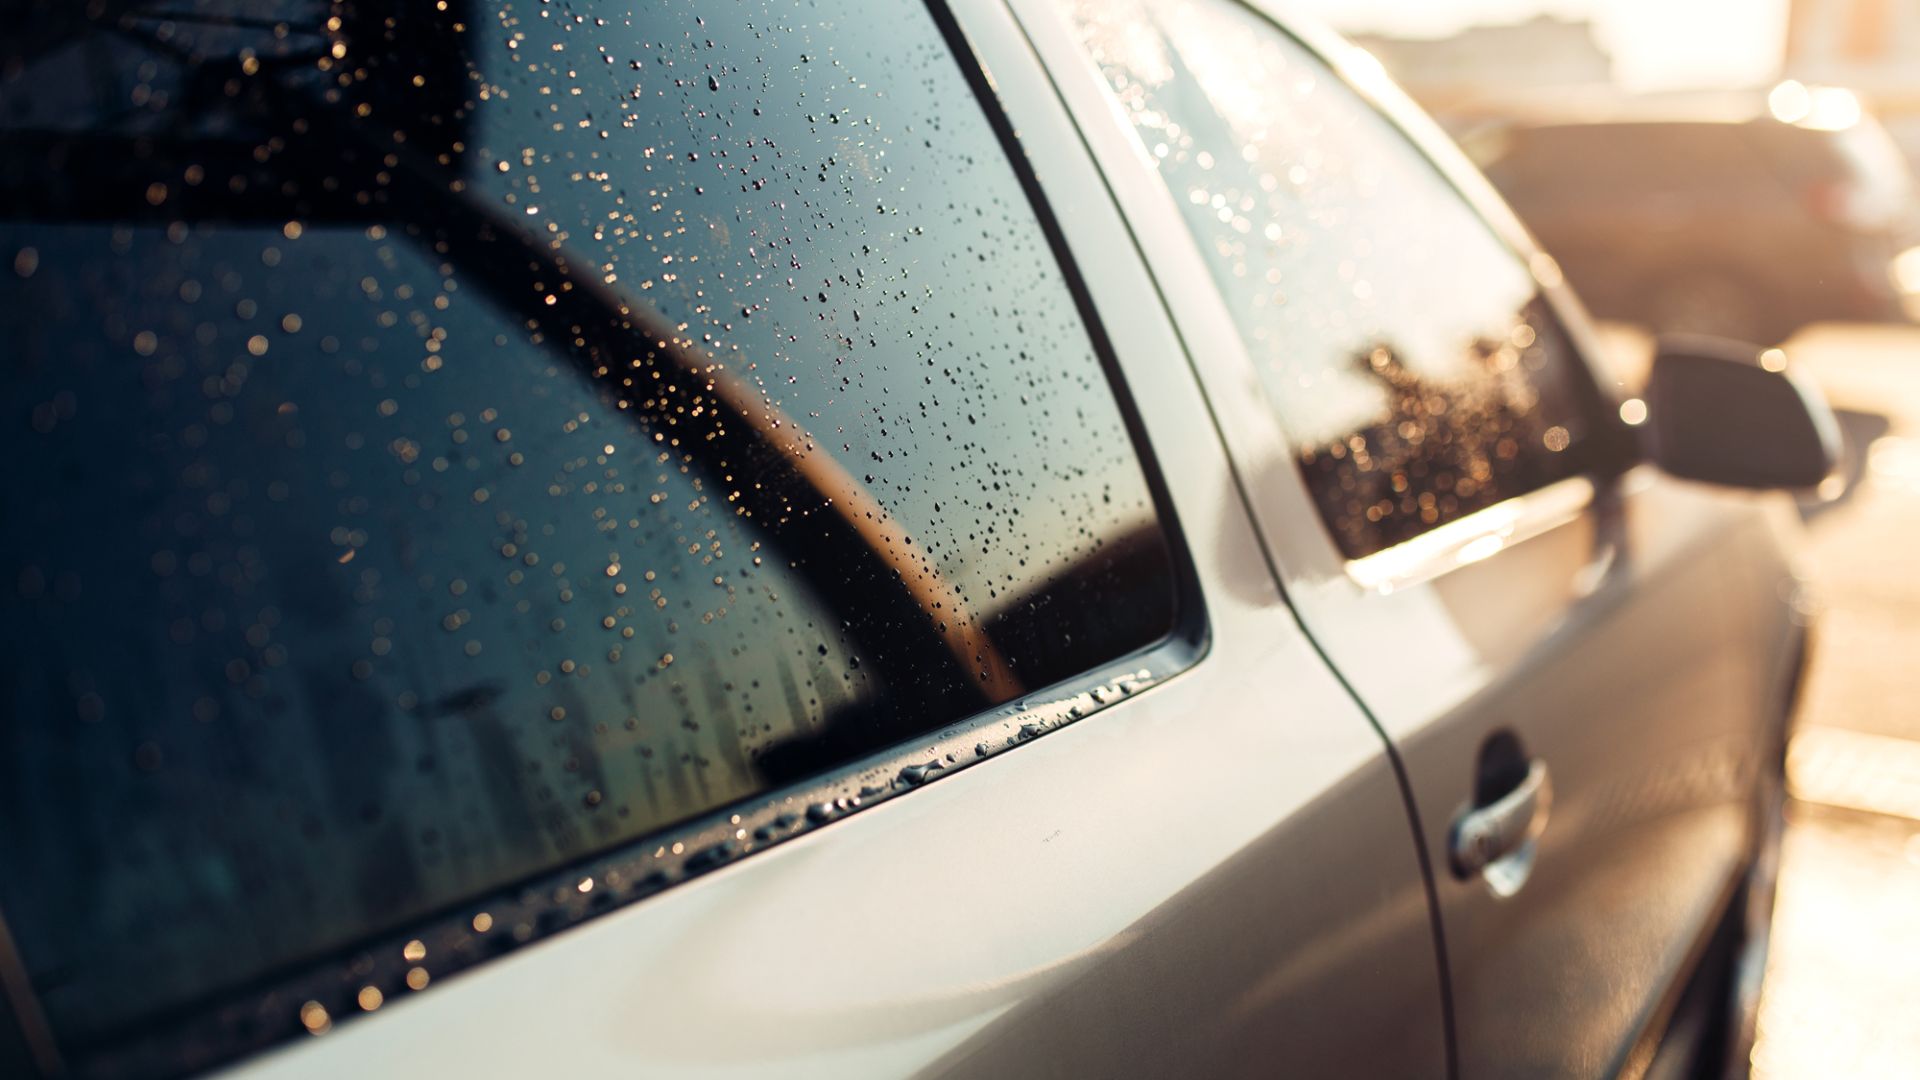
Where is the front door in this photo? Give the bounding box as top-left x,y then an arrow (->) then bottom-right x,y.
1025,0 -> 1793,1072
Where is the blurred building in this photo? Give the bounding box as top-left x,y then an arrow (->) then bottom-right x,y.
1787,0 -> 1920,161
1349,15 -> 1614,121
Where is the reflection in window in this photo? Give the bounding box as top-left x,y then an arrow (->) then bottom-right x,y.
1063,0 -> 1609,558
0,0 -> 1178,1046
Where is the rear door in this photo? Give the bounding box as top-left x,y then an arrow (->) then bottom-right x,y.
1020,0 -> 1797,1074
0,1 -> 1447,1077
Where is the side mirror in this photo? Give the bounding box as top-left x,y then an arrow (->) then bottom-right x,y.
1642,335 -> 1843,490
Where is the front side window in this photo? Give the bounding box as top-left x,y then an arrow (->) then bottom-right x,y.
1063,0 -> 1617,559
0,0 -> 1183,1061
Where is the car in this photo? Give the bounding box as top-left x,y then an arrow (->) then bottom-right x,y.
0,1 -> 1831,1078
1464,92 -> 1920,344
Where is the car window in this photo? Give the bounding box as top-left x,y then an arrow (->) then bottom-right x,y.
0,0 -> 1185,1058
1631,124 -> 1764,188
1481,127 -> 1636,198
1062,0 -> 1617,559
1486,124 -> 1751,200
1746,117 -> 1917,226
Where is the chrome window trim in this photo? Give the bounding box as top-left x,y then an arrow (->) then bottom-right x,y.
1342,474 -> 1597,595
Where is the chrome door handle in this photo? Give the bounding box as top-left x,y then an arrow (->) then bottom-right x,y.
1450,759 -> 1552,879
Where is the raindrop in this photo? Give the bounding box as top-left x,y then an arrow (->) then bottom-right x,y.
897,761 -> 943,786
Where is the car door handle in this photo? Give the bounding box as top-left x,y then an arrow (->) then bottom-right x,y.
1449,759 -> 1552,878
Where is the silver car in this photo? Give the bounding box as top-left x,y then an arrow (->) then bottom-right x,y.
0,1 -> 1832,1077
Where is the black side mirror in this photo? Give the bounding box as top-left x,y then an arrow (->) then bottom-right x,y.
1642,335 -> 1842,490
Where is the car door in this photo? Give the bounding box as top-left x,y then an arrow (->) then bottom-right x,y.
1017,0 -> 1806,1075
0,2 -> 1448,1077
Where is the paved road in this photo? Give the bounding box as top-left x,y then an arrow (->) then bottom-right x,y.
1743,324 -> 1920,1079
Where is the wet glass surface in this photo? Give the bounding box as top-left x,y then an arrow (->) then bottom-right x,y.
1063,0 -> 1610,558
0,0 -> 1177,1042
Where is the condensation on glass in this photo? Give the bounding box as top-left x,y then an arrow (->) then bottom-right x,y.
1062,0 -> 1612,559
0,0 -> 1178,1044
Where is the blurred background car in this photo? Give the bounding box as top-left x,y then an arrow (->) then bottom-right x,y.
1464,94 -> 1920,344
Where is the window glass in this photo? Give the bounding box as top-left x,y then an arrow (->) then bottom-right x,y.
1746,118 -> 1916,226
1484,124 -> 1758,199
1064,0 -> 1612,559
0,0 -> 1178,1043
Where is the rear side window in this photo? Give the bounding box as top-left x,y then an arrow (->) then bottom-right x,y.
0,0 -> 1183,1065
1064,0 -> 1617,559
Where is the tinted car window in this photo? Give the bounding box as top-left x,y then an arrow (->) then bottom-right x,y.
1063,0 -> 1614,559
0,0 -> 1179,1050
